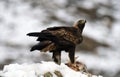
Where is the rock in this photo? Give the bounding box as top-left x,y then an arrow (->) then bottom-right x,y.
44,72 -> 53,77
76,36 -> 109,53
54,71 -> 63,77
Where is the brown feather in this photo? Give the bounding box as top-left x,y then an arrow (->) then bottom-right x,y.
41,43 -> 56,52
42,27 -> 82,44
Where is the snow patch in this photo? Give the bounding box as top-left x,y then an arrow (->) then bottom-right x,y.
0,62 -> 102,77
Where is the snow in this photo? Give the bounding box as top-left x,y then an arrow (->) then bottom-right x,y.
0,61 -> 102,77
76,50 -> 120,74
0,0 -> 48,45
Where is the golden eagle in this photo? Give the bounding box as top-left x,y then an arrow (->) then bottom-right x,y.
27,20 -> 86,64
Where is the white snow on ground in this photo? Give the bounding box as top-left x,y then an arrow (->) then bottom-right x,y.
0,61 -> 103,77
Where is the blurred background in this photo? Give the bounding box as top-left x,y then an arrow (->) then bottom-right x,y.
0,0 -> 120,77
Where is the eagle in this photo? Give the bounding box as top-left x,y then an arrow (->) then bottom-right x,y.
27,20 -> 86,64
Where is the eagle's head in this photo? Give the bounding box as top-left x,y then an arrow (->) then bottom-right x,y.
74,20 -> 86,33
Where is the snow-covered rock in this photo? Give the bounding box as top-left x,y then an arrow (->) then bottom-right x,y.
0,61 -> 102,77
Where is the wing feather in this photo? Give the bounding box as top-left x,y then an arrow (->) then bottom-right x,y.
41,27 -> 82,44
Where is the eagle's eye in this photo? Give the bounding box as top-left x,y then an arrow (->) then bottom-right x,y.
78,20 -> 86,24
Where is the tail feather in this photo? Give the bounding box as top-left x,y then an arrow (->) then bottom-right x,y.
27,32 -> 40,37
36,34 -> 58,42
30,41 -> 51,51
27,32 -> 59,43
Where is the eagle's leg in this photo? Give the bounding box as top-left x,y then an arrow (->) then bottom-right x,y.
68,46 -> 75,64
52,50 -> 61,65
